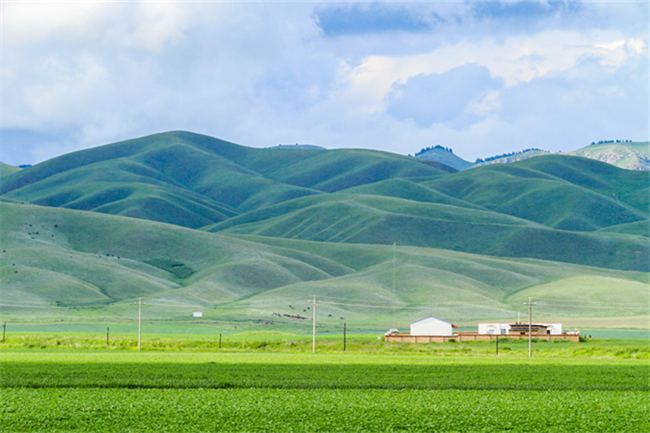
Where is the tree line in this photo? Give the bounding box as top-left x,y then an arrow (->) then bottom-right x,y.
475,148 -> 546,164
411,145 -> 454,157
591,140 -> 632,145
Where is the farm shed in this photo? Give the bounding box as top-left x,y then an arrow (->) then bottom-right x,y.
479,323 -> 563,335
478,323 -> 510,335
410,315 -> 455,336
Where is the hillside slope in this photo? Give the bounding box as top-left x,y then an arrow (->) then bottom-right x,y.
0,162 -> 21,179
1,203 -> 646,329
206,191 -> 648,272
414,147 -> 474,170
1,131 -> 452,228
423,155 -> 648,231
568,142 -> 649,171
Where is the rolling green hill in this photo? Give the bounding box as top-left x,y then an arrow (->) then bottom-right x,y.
1,131 -> 452,228
1,132 -> 649,330
1,203 -> 646,330
206,192 -> 648,272
0,162 -> 21,179
269,144 -> 326,150
568,141 -> 649,171
423,155 -> 648,231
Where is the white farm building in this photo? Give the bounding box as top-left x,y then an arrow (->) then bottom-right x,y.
478,323 -> 563,335
410,315 -> 455,336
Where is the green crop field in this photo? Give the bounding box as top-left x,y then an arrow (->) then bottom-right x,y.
2,349 -> 648,432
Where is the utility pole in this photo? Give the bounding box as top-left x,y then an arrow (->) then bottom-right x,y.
2,321 -> 6,343
138,297 -> 142,351
107,327 -> 109,347
524,297 -> 536,358
312,295 -> 316,354
392,242 -> 396,328
343,323 -> 346,352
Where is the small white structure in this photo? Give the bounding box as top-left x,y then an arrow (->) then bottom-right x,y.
542,323 -> 563,335
478,323 -> 563,335
410,315 -> 454,336
193,312 -> 202,318
479,323 -> 510,335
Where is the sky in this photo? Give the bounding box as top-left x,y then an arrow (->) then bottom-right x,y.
1,1 -> 648,166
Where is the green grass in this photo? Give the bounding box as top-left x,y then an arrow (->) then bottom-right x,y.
1,333 -> 649,358
2,350 -> 648,432
206,192 -> 648,271
5,388 -> 647,433
1,135 -> 648,330
0,131 -> 450,227
1,202 -> 647,329
0,161 -> 21,179
424,156 -> 648,231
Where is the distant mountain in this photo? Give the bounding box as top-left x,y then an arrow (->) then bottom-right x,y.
568,141 -> 649,171
413,146 -> 474,171
269,144 -> 327,150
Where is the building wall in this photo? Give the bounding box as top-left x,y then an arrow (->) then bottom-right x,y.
544,324 -> 563,335
478,323 -> 510,335
411,317 -> 453,336
479,323 -> 563,335
385,333 -> 580,343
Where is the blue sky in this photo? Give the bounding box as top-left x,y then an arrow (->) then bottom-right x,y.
1,1 -> 648,166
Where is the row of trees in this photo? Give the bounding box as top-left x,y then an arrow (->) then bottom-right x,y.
475,148 -> 546,164
411,145 -> 454,157
591,140 -> 632,145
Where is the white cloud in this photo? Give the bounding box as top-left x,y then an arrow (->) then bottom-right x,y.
334,29 -> 645,115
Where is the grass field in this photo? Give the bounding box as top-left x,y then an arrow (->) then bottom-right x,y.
2,349 -> 648,432
1,331 -> 649,358
2,202 -> 647,331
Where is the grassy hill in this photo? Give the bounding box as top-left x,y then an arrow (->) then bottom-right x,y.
2,132 -> 648,330
1,134 -> 647,272
269,144 -> 326,150
1,202 -> 647,330
0,162 -> 21,179
1,131 -> 452,228
423,155 -> 648,231
206,192 -> 648,272
474,149 -> 550,167
568,141 -> 649,171
414,147 -> 474,171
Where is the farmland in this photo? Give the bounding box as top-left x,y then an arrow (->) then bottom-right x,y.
2,348 -> 648,432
